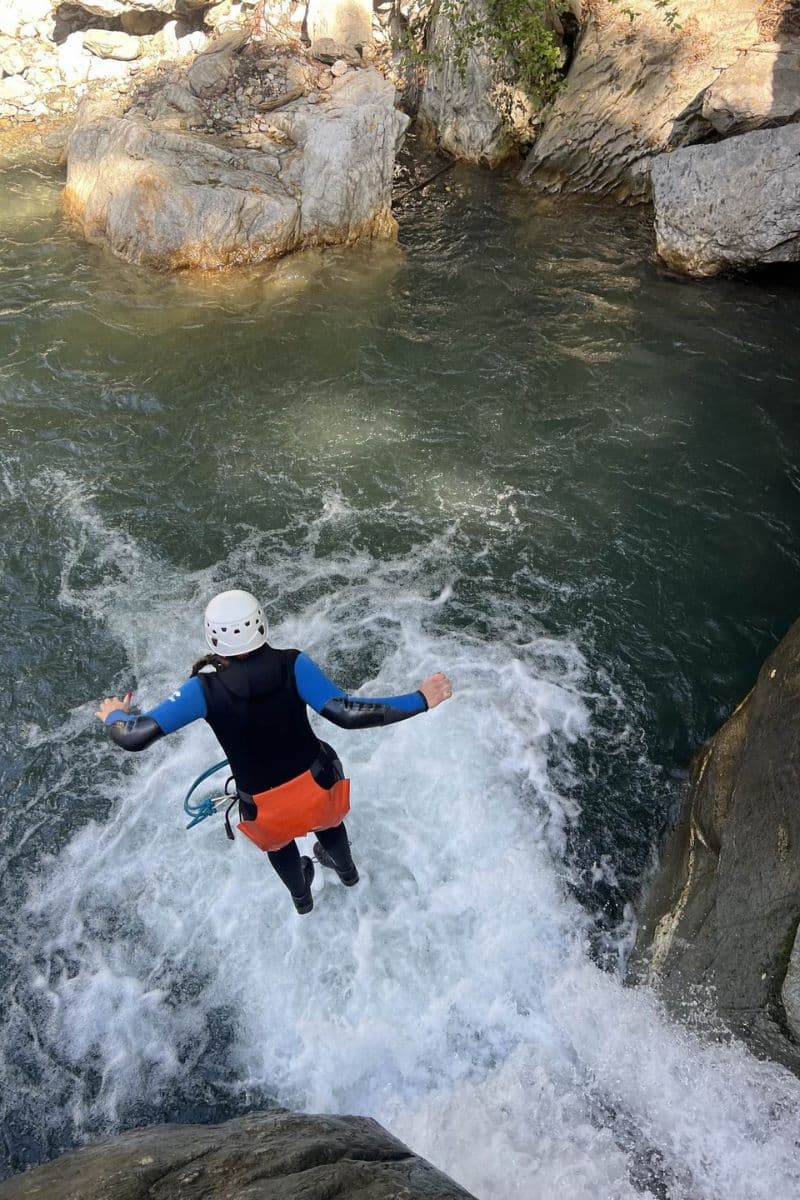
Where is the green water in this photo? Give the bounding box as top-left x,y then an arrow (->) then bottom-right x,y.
2,150 -> 800,1196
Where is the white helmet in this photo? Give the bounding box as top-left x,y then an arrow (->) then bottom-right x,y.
204,589 -> 267,656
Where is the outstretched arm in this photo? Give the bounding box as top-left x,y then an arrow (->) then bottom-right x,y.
294,654 -> 452,730
95,676 -> 207,751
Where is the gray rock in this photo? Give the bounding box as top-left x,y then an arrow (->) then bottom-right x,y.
629,615 -> 800,1074
418,0 -> 534,167
298,70 -> 408,240
652,125 -> 800,276
306,0 -> 372,50
0,1110 -> 477,1199
63,62 -> 409,270
702,41 -> 800,135
0,0 -> 50,38
186,29 -> 247,97
310,36 -> 361,65
521,0 -> 760,202
83,29 -> 142,59
783,925 -> 800,1044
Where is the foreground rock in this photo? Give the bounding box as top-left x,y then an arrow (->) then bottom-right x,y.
652,125 -> 800,276
629,617 -> 800,1074
63,39 -> 409,269
521,0 -> 760,202
0,1110 -> 477,1198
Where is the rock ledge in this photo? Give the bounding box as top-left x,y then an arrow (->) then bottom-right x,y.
0,1109 -> 477,1199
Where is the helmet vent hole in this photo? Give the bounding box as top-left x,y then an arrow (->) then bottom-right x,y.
212,637 -> 218,647
234,628 -> 240,634
258,625 -> 264,634
221,627 -> 227,632
245,620 -> 250,627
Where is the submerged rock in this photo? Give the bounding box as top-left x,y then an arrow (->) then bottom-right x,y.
629,616 -> 800,1074
520,0 -> 759,202
651,125 -> 800,276
0,1110 -> 478,1198
63,49 -> 409,270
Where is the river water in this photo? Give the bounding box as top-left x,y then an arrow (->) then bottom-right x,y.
2,147 -> 800,1198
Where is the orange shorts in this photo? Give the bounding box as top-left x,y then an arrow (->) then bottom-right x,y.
237,770 -> 351,853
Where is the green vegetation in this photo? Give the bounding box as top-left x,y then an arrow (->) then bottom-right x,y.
437,0 -> 567,106
411,0 -> 681,109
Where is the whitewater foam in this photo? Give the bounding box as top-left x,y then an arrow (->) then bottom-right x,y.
3,483 -> 799,1200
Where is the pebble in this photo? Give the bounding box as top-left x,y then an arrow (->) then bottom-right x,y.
331,59 -> 349,77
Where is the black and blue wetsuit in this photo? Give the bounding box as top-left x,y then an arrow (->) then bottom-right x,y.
103,645 -> 427,899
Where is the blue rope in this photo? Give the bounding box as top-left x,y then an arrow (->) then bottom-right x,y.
183,758 -> 230,829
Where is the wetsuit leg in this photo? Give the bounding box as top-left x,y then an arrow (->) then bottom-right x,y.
315,821 -> 355,871
267,840 -> 308,898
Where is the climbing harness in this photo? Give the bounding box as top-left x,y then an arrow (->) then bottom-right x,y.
183,759 -> 236,830
182,754 -> 351,850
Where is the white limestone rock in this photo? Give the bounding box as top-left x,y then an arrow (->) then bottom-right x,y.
652,126 -> 800,276
0,40 -> 25,75
418,0 -> 534,166
83,29 -> 142,59
702,41 -> 800,136
306,0 -> 372,51
521,0 -> 760,202
63,62 -> 409,270
58,29 -> 92,85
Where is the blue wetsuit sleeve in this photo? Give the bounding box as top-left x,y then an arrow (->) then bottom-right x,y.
294,653 -> 427,729
103,676 -> 207,750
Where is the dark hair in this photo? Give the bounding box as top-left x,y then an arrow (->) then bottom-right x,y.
191,653 -> 231,677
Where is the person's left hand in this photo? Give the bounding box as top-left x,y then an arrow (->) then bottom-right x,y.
95,692 -> 133,723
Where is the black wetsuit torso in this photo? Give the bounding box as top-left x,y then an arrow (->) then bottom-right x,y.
198,646 -> 320,796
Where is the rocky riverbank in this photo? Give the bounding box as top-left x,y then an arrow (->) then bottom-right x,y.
628,617 -> 800,1076
3,0 -> 800,274
0,1110 -> 478,1198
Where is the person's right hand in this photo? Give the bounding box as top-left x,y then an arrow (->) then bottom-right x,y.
418,672 -> 452,710
95,692 -> 133,723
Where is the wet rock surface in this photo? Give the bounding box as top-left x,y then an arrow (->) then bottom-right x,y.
651,125 -> 800,276
0,1110 -> 478,1199
629,616 -> 800,1074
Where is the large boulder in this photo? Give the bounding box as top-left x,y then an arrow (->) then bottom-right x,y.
702,40 -> 800,135
417,0 -> 535,167
63,60 -> 409,269
628,617 -> 800,1074
82,28 -> 142,59
306,0 -> 373,51
0,1110 -> 478,1198
651,125 -> 800,276
520,0 -> 760,202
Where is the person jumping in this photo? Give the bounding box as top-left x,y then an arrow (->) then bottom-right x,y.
95,589 -> 452,914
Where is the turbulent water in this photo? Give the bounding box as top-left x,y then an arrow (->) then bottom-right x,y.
2,146 -> 800,1199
